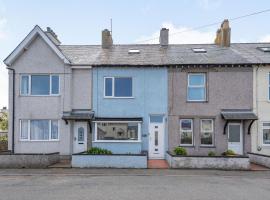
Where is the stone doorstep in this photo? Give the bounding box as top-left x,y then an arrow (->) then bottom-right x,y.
250,163 -> 270,171
148,159 -> 169,169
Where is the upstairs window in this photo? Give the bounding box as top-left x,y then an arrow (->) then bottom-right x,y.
20,75 -> 59,96
187,73 -> 206,102
104,77 -> 132,98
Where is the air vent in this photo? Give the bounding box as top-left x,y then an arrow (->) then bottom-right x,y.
192,48 -> 207,53
128,49 -> 140,54
257,47 -> 270,52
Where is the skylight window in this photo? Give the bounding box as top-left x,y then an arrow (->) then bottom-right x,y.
258,47 -> 270,52
192,48 -> 207,53
128,49 -> 140,54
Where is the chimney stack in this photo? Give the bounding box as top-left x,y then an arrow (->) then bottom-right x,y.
45,27 -> 61,45
102,29 -> 113,49
214,19 -> 231,47
159,28 -> 169,47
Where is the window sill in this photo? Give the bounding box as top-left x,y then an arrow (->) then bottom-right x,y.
93,140 -> 141,143
200,145 -> 216,148
19,140 -> 60,142
186,100 -> 208,103
103,97 -> 135,99
179,145 -> 195,148
20,95 -> 61,97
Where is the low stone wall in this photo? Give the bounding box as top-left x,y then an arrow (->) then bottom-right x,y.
166,152 -> 250,170
248,152 -> 270,168
72,153 -> 147,168
0,152 -> 60,168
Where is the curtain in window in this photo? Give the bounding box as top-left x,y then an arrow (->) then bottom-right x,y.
20,120 -> 28,139
30,120 -> 49,140
21,76 -> 29,95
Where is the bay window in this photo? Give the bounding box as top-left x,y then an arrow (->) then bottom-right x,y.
20,119 -> 59,141
20,74 -> 59,95
94,122 -> 140,141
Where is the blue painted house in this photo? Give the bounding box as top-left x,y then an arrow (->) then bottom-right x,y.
92,66 -> 168,158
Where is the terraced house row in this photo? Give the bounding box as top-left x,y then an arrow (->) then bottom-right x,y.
3,20 -> 270,166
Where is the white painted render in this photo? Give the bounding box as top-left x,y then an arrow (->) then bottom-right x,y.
252,66 -> 270,155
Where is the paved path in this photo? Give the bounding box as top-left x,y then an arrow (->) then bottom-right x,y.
0,169 -> 269,200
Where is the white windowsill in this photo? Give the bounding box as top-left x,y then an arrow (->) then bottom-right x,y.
103,96 -> 135,99
93,140 -> 141,143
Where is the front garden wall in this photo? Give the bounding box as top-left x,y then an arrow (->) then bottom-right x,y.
72,154 -> 147,168
248,152 -> 270,168
166,152 -> 250,170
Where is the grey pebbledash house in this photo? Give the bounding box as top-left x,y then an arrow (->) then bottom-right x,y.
3,20 -> 267,162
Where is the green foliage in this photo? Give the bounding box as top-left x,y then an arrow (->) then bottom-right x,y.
0,135 -> 7,142
208,151 -> 216,156
86,147 -> 112,155
173,147 -> 187,156
0,113 -> 8,131
222,149 -> 236,156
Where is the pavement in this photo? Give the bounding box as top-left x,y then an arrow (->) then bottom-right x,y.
0,169 -> 270,200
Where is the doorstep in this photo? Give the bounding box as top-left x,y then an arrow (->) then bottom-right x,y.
250,163 -> 270,171
148,159 -> 169,169
48,159 -> 71,168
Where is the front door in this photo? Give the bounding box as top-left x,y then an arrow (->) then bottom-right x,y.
73,122 -> 88,153
228,123 -> 243,155
149,115 -> 165,159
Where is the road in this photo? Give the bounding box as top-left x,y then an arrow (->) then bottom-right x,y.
0,169 -> 269,200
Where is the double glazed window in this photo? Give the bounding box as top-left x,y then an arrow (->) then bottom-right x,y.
200,119 -> 214,146
95,122 -> 140,141
262,122 -> 270,145
187,73 -> 206,101
20,120 -> 59,141
104,77 -> 132,98
180,119 -> 193,145
21,75 -> 59,95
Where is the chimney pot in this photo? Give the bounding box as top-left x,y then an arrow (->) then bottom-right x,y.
102,29 -> 113,49
45,27 -> 61,45
159,28 -> 169,47
214,19 -> 231,47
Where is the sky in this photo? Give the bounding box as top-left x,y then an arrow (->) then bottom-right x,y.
1,0 -> 270,108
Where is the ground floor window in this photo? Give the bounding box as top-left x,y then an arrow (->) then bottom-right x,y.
20,119 -> 59,141
262,122 -> 270,145
94,122 -> 141,141
180,119 -> 193,145
200,119 -> 214,146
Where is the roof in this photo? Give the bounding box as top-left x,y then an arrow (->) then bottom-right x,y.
62,109 -> 94,120
221,109 -> 258,120
58,43 -> 270,66
4,25 -> 70,66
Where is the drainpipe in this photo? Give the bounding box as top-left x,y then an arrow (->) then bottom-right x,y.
6,67 -> 15,154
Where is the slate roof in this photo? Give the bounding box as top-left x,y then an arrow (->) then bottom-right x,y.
58,43 -> 270,66
221,109 -> 258,120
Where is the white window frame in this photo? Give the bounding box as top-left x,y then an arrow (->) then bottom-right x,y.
19,119 -> 59,141
180,119 -> 194,146
93,121 -> 141,142
187,73 -> 206,102
103,77 -> 133,98
262,121 -> 270,146
200,119 -> 214,146
20,74 -> 60,96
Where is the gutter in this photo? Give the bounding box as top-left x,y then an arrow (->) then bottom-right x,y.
6,67 -> 15,154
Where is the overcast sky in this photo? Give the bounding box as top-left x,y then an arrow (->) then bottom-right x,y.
1,0 -> 270,108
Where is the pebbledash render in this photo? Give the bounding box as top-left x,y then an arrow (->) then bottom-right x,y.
3,20 -> 270,159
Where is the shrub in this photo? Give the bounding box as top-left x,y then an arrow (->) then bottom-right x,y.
86,147 -> 112,155
0,135 -> 7,142
222,149 -> 236,156
173,147 -> 187,156
208,151 -> 216,156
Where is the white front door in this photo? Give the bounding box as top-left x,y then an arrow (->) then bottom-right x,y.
228,123 -> 243,155
73,122 -> 88,154
149,115 -> 165,159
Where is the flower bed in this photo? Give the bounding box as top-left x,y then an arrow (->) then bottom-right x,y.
72,152 -> 147,168
166,152 -> 250,170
